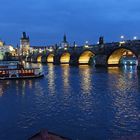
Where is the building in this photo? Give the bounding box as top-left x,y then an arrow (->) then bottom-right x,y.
0,40 -> 4,47
20,32 -> 30,56
19,33 -> 69,56
0,40 -> 16,60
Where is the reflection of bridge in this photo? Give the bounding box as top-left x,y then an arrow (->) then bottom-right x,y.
24,39 -> 140,68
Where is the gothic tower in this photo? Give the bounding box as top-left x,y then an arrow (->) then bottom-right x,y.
20,32 -> 30,56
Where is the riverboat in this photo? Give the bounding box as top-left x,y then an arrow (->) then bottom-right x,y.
0,61 -> 44,80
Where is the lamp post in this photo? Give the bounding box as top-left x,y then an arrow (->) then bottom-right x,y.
120,35 -> 124,40
84,41 -> 89,48
119,35 -> 125,46
133,36 -> 137,40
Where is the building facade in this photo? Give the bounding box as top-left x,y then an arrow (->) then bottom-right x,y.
0,40 -> 16,60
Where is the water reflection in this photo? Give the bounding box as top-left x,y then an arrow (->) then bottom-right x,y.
28,80 -> 33,89
79,65 -> 92,94
47,64 -> 56,94
77,65 -> 95,129
108,66 -> 137,75
0,79 -> 34,97
21,80 -> 26,96
0,81 -> 10,97
111,92 -> 140,139
61,64 -> 70,92
34,81 -> 44,97
15,80 -> 33,96
108,66 -> 137,81
0,64 -> 140,140
108,67 -> 121,74
107,66 -> 140,139
16,80 -> 33,96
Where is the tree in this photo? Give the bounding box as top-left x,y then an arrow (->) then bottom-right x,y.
4,52 -> 12,60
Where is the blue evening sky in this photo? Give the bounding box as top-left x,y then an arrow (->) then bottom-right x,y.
0,0 -> 140,46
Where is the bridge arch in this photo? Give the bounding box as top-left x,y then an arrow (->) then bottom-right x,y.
37,55 -> 42,63
78,50 -> 95,65
47,53 -> 54,63
60,52 -> 71,64
107,47 -> 138,66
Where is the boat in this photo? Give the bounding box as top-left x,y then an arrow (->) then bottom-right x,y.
0,61 -> 44,80
28,129 -> 71,140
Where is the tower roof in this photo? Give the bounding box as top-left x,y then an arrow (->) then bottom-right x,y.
21,32 -> 29,40
22,32 -> 26,38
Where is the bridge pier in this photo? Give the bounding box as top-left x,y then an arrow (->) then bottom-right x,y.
94,55 -> 107,67
69,53 -> 79,66
53,54 -> 60,65
41,55 -> 47,63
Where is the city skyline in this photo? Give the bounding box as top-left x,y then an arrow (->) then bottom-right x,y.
0,0 -> 140,46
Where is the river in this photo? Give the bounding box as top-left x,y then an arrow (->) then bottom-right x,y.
0,63 -> 140,140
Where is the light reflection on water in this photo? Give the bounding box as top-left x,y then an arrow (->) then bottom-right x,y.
0,64 -> 140,140
47,64 -> 56,95
107,66 -> 140,139
79,65 -> 92,94
61,64 -> 70,92
0,81 -> 10,97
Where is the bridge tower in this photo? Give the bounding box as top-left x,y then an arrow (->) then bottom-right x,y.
20,32 -> 30,56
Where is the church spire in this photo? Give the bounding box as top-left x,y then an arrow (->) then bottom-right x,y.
63,34 -> 67,43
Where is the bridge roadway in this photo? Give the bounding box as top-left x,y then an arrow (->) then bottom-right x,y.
24,40 -> 140,69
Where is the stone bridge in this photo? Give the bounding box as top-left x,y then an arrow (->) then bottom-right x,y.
24,40 -> 140,68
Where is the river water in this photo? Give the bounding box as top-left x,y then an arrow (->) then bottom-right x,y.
0,63 -> 140,140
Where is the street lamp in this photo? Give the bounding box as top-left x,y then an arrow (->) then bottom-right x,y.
64,47 -> 67,50
120,35 -> 124,39
49,48 -> 53,52
133,36 -> 137,40
119,35 -> 125,46
84,41 -> 89,48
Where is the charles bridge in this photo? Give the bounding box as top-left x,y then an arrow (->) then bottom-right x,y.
24,38 -> 140,68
